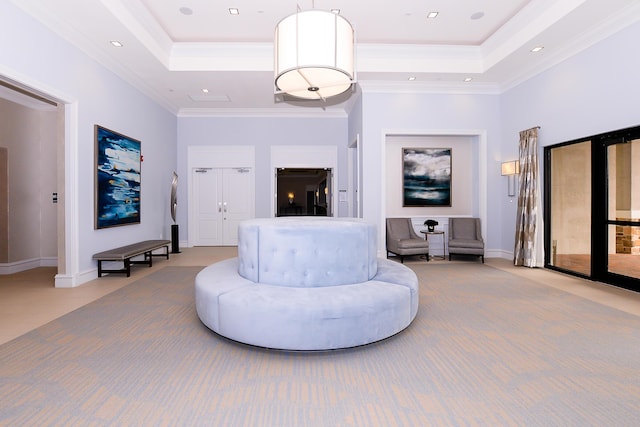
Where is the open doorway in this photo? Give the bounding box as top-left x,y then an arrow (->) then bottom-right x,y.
0,79 -> 62,280
276,168 -> 331,216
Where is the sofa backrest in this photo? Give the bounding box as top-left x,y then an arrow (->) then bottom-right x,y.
238,217 -> 378,287
450,217 -> 481,240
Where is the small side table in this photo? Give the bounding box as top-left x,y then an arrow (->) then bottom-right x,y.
420,230 -> 445,260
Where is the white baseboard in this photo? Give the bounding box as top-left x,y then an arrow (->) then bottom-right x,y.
40,257 -> 57,267
0,257 -> 58,275
486,249 -> 514,260
54,268 -> 97,288
0,257 -> 100,288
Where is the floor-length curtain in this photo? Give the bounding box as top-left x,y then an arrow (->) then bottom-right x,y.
514,127 -> 544,267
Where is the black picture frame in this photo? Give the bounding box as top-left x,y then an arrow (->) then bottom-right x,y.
402,147 -> 451,207
95,125 -> 141,229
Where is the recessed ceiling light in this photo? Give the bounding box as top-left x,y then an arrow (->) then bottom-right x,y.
229,8 -> 239,15
408,76 -> 416,81
470,12 -> 485,20
427,11 -> 439,19
179,7 -> 193,16
464,77 -> 473,82
531,46 -> 544,52
202,89 -> 209,93
110,41 -> 123,47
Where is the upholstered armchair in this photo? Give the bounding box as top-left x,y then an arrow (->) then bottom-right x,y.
386,218 -> 429,263
448,217 -> 484,262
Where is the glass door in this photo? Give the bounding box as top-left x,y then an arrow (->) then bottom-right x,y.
547,140 -> 592,277
546,126 -> 640,292
602,137 -> 640,282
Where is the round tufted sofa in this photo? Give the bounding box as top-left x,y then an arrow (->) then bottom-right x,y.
195,217 -> 419,350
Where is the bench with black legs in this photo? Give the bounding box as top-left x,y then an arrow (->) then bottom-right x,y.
93,240 -> 171,277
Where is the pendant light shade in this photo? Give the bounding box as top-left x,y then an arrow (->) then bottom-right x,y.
274,10 -> 355,100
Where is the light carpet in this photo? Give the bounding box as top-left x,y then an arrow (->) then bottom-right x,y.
1,263 -> 639,426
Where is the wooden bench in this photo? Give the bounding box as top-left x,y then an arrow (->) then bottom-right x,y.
93,240 -> 171,277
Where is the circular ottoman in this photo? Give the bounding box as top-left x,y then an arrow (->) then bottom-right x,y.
195,217 -> 418,350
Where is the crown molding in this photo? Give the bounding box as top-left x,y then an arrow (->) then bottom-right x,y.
177,107 -> 348,118
481,0 -> 587,70
498,1 -> 640,92
10,0 -> 640,114
101,0 -> 173,67
358,80 -> 501,95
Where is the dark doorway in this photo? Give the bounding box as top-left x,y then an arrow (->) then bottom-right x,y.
276,168 -> 331,216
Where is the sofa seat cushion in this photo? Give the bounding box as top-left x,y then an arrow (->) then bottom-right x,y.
195,257 -> 419,350
449,239 -> 484,250
396,238 -> 428,249
217,278 -> 411,350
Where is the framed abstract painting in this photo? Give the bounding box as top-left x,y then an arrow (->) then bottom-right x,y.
95,125 -> 141,229
402,147 -> 451,207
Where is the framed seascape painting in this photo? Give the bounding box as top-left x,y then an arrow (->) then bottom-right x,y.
95,125 -> 141,229
403,147 -> 452,207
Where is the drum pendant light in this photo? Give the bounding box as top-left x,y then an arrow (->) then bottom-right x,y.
274,9 -> 355,100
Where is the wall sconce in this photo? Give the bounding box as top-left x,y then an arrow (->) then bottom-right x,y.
288,192 -> 295,204
501,160 -> 520,197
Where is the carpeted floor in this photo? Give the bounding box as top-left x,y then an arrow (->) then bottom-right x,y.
1,263 -> 639,426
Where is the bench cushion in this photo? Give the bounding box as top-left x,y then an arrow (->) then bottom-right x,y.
93,240 -> 170,260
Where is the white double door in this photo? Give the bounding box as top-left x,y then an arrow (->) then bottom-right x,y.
193,167 -> 253,246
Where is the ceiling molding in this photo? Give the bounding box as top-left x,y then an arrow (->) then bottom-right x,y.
101,0 -> 173,67
170,43 -> 273,71
177,107 -> 349,118
358,80 -> 501,95
497,1 -> 640,93
481,0 -> 587,69
6,0 -> 640,113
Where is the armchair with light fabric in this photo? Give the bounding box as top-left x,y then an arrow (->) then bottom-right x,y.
448,217 -> 485,263
386,218 -> 430,263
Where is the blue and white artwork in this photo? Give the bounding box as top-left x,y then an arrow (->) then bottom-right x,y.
95,126 -> 141,228
403,147 -> 451,206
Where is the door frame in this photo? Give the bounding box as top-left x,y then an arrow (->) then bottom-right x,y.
270,145 -> 338,217
187,145 -> 255,247
544,125 -> 640,292
593,130 -> 640,290
0,73 -> 77,286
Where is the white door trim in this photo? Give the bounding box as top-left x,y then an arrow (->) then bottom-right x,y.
270,145 -> 338,217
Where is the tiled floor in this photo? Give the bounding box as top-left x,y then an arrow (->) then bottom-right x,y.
1,247 -> 639,346
554,253 -> 640,278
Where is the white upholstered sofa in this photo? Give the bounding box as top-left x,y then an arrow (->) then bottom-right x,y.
195,217 -> 419,350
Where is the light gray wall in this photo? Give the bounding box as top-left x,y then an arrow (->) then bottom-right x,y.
1,1 -> 177,284
359,91 -> 502,255
385,135 -> 477,218
347,92 -> 364,217
177,115 -> 349,240
3,0 -> 640,281
499,20 -> 640,254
